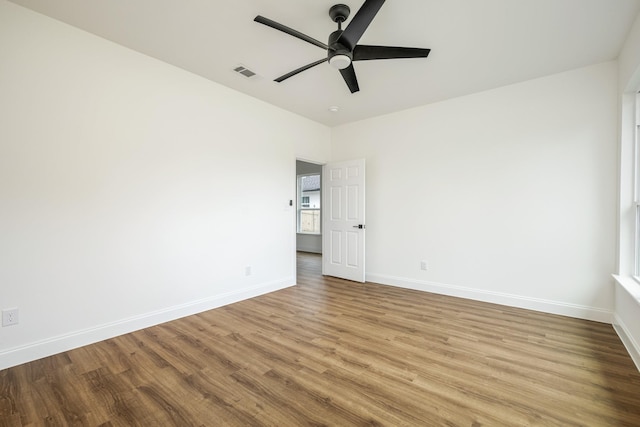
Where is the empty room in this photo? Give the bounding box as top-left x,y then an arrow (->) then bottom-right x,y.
1,0 -> 640,425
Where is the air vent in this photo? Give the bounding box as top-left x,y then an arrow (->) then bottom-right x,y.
234,65 -> 257,78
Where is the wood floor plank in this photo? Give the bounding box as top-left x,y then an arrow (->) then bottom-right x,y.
2,252 -> 640,426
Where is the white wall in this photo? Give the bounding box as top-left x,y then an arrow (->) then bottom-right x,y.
619,12 -> 640,93
296,234 -> 322,254
0,1 -> 330,369
332,62 -> 618,322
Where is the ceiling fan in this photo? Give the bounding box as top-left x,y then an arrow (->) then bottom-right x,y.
254,0 -> 431,93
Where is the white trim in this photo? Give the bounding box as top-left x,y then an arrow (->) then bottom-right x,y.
614,274 -> 640,300
366,273 -> 612,323
613,314 -> 640,371
296,246 -> 322,254
612,275 -> 640,372
0,278 -> 295,371
617,93 -> 637,275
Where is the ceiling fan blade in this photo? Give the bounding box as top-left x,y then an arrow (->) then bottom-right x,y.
339,64 -> 360,93
338,0 -> 385,51
353,45 -> 431,61
275,58 -> 327,82
254,16 -> 328,50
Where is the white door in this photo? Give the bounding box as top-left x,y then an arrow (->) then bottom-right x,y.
322,158 -> 365,282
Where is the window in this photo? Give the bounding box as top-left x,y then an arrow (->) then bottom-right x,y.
636,201 -> 640,277
298,174 -> 321,234
620,90 -> 640,280
635,93 -> 640,277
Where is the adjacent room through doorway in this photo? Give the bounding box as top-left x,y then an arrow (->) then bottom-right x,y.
296,160 -> 322,254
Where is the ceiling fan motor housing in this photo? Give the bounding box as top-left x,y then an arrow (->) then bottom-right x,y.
328,29 -> 352,69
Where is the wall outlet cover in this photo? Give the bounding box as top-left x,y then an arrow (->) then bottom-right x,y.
2,308 -> 19,327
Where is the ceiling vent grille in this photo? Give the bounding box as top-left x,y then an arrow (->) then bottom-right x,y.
234,65 -> 257,78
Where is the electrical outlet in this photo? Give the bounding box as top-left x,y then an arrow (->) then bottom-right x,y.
420,260 -> 429,271
2,308 -> 19,327
245,266 -> 252,276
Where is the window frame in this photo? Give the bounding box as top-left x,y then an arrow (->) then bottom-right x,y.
634,92 -> 640,280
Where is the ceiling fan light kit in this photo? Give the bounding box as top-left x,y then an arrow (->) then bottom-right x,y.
254,0 -> 431,93
329,54 -> 352,70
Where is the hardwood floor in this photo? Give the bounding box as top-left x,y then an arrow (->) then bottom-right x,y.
2,252 -> 640,426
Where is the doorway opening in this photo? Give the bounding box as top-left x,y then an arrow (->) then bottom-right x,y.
296,160 -> 323,254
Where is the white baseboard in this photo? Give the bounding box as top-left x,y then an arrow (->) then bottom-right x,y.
366,273 -> 612,323
613,314 -> 640,371
0,278 -> 295,371
296,246 -> 322,254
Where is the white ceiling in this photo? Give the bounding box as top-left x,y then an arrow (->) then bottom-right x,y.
9,0 -> 640,126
